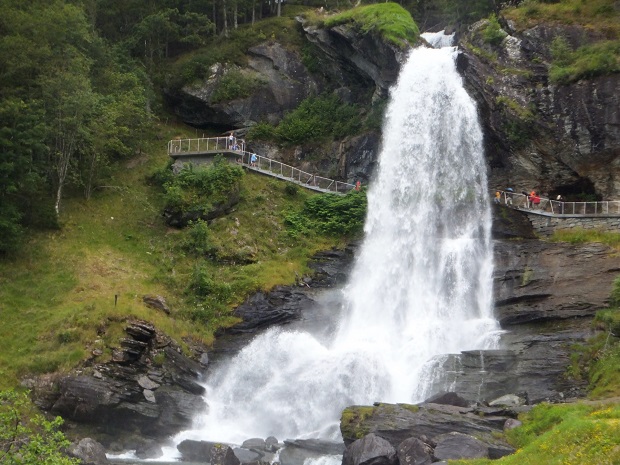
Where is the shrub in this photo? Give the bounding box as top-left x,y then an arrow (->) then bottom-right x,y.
285,189 -> 367,237
277,94 -> 362,144
163,156 -> 244,213
482,14 -> 507,46
0,390 -> 79,465
182,220 -> 215,256
211,69 -> 266,104
550,39 -> 620,84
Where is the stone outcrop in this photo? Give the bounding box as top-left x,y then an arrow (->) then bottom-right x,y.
493,239 -> 618,326
340,401 -> 516,461
30,322 -> 207,447
67,438 -> 109,465
459,18 -> 620,199
165,42 -> 319,128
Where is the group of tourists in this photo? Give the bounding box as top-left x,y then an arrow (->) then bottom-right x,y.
229,132 -> 258,167
494,187 -> 567,210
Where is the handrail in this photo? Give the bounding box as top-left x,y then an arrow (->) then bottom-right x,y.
494,190 -> 620,216
168,136 -> 356,194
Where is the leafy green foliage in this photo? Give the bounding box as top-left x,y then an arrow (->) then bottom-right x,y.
285,190 -> 367,238
481,14 -> 507,45
550,39 -> 620,84
323,3 -> 419,48
0,390 -> 79,465
211,70 -> 267,104
163,156 -> 244,213
181,220 -> 215,257
249,94 -> 362,144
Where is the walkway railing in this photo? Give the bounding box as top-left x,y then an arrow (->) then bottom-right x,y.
496,190 -> 620,216
168,136 -> 355,194
168,137 -> 246,154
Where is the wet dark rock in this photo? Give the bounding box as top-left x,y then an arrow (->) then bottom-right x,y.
342,433 -> 398,465
423,392 -> 471,408
396,437 -> 432,465
67,438 -> 109,465
177,440 -> 219,462
135,440 -> 164,459
341,402 -> 513,456
233,447 -> 262,463
211,444 -> 241,465
432,432 -> 488,461
225,287 -> 312,334
283,439 -> 345,455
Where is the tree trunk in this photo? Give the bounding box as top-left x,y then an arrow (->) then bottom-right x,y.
277,0 -> 281,17
222,0 -> 229,38
233,1 -> 238,29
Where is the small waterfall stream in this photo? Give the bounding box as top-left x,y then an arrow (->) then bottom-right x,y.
162,40 -> 501,458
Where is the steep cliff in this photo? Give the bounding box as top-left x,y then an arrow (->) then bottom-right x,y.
459,12 -> 620,199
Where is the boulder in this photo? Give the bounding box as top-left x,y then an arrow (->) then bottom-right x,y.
177,439 -> 219,462
142,295 -> 171,314
489,394 -> 526,407
211,444 -> 241,465
135,440 -> 164,459
432,432 -> 489,461
423,392 -> 470,408
342,433 -> 398,465
67,438 -> 109,465
223,287 -> 314,334
396,437 -> 432,465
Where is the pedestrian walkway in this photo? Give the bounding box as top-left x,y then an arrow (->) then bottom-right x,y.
495,190 -> 620,217
168,136 -> 356,195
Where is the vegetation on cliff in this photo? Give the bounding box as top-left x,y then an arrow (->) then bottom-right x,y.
322,3 -> 419,48
504,0 -> 620,84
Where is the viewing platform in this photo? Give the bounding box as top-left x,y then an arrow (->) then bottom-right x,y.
168,137 -> 356,195
495,190 -> 620,236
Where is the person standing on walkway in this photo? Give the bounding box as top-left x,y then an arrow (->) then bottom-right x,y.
250,153 -> 257,167
228,133 -> 234,148
494,191 -> 501,204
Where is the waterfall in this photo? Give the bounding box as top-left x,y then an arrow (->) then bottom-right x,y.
171,43 -> 500,449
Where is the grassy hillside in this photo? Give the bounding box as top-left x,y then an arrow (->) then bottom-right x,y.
0,121 -> 356,388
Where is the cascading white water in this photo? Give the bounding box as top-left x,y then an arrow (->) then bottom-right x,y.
171,43 -> 500,450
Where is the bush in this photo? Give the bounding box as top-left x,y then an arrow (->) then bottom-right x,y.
482,14 -> 507,46
163,156 -> 244,213
0,390 -> 79,465
277,94 -> 362,144
550,39 -> 620,84
211,69 -> 266,104
285,189 -> 367,237
181,220 -> 215,256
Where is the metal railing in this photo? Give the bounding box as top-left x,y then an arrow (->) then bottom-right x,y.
495,190 -> 620,216
168,137 -> 356,194
168,136 -> 246,154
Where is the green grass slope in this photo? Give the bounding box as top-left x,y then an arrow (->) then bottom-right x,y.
0,122 -> 356,388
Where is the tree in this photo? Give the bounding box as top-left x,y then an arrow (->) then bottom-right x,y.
0,390 -> 79,465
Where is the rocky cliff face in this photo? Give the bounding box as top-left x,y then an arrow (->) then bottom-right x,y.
459,18 -> 620,199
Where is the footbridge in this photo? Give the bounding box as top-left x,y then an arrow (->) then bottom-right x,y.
495,190 -> 620,236
168,137 -> 356,195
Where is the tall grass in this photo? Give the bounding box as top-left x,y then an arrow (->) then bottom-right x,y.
549,228 -> 620,250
